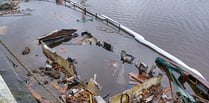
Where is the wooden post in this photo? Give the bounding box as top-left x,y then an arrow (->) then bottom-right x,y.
95,13 -> 97,20
73,3 -> 75,9
119,24 -> 120,31
169,80 -> 174,98
84,8 -> 86,15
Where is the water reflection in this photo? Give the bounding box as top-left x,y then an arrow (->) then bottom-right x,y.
116,63 -> 126,85
85,0 -> 209,80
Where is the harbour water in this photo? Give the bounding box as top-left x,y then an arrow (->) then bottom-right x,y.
1,0 -> 209,102
84,0 -> 209,80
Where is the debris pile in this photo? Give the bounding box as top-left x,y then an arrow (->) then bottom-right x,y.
120,50 -> 135,64
36,41 -> 102,102
38,29 -> 78,48
37,40 -> 164,103
0,0 -> 20,15
40,30 -> 113,53
156,57 -> 209,103
50,78 -> 100,103
26,29 -> 209,103
109,75 -> 163,103
0,0 -> 32,16
0,0 -> 19,11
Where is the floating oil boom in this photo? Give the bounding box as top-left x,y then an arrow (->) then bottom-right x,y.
99,15 -> 205,80
44,0 -> 206,82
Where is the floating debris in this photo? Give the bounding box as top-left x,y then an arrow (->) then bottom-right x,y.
38,29 -> 77,48
156,57 -> 209,102
148,64 -> 156,77
50,77 -> 100,103
56,0 -> 63,5
0,1 -> 31,16
45,68 -> 61,79
109,75 -> 163,103
1,0 -> 208,101
22,46 -> 30,55
27,84 -> 52,103
41,41 -> 77,77
103,42 -> 113,52
34,29 -> 209,103
120,50 -> 135,64
135,62 -> 148,75
51,82 -> 67,94
81,31 -> 92,37
128,72 -> 149,84
0,0 -> 19,11
38,30 -> 164,103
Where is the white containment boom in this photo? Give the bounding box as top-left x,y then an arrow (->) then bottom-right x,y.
100,15 -> 205,80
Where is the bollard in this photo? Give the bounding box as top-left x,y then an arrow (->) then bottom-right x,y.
119,24 -> 120,31
73,3 -> 75,9
84,8 -> 86,15
95,13 -> 97,19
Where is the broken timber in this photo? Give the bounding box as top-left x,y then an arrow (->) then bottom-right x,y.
41,41 -> 77,77
109,75 -> 163,103
38,29 -> 77,43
